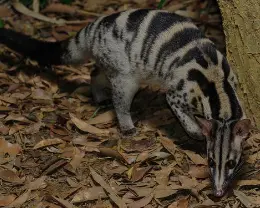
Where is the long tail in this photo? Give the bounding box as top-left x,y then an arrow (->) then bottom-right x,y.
0,28 -> 87,65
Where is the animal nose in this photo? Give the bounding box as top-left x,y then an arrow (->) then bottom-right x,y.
214,189 -> 225,197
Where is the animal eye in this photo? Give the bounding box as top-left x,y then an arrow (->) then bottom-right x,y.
208,158 -> 215,168
227,160 -> 236,169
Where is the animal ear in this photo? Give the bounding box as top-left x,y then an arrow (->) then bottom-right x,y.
233,119 -> 251,139
195,116 -> 213,138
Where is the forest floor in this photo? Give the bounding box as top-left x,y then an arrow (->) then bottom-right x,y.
0,0 -> 259,207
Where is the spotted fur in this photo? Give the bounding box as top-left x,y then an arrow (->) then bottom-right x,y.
0,9 -> 251,197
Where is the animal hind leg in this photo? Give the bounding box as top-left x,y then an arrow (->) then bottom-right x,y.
90,66 -> 111,104
110,74 -> 140,136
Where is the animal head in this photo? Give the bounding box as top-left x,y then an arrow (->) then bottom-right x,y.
195,117 -> 251,197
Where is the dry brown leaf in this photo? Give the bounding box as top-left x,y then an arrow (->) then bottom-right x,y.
5,114 -> 31,124
9,124 -> 26,135
233,190 -> 255,208
184,150 -> 207,165
155,163 -> 176,186
0,95 -> 17,104
237,180 -> 260,186
154,185 -> 178,199
88,110 -> 116,125
0,106 -> 13,112
168,198 -> 189,208
160,137 -> 176,156
33,138 -> 64,149
41,159 -> 67,175
90,167 -> 127,208
7,190 -> 31,208
131,165 -> 152,182
69,148 -> 85,171
128,194 -> 154,208
31,88 -> 52,100
188,165 -> 209,179
0,138 -> 21,156
28,176 -> 47,190
50,125 -> 69,136
51,196 -> 76,208
0,169 -> 24,184
0,6 -> 12,17
0,195 -> 16,207
99,147 -> 127,163
70,113 -> 109,136
13,0 -> 65,25
71,186 -> 108,203
179,175 -> 198,188
24,122 -> 43,134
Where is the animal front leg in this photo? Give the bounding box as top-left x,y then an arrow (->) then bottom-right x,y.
110,75 -> 139,136
166,94 -> 204,140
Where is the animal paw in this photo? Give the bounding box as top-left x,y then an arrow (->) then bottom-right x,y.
121,128 -> 137,137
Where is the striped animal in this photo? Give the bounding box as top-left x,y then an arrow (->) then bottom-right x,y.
0,9 -> 251,197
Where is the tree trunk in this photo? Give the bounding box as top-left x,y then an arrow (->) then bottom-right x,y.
217,0 -> 260,127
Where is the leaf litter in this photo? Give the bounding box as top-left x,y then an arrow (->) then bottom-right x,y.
0,0 -> 259,207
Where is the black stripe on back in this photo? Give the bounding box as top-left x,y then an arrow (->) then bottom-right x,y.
201,43 -> 218,65
188,69 -> 221,119
155,28 -> 203,76
222,58 -> 243,120
126,9 -> 151,32
102,12 -> 121,28
125,9 -> 150,60
140,12 -> 188,64
176,47 -> 208,69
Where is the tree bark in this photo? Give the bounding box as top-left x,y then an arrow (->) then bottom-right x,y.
217,0 -> 260,127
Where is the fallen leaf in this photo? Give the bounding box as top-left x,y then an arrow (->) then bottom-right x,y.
51,196 -> 76,208
88,110 -> 116,125
0,169 -> 24,184
0,95 -> 17,104
160,137 -> 176,156
0,6 -> 12,17
71,186 -> 108,203
31,88 -> 52,100
0,195 -> 16,207
90,167 -> 127,208
184,150 -> 207,165
41,159 -> 68,175
69,148 -> 85,171
188,165 -> 209,179
233,190 -> 255,208
155,163 -> 176,186
131,165 -> 152,182
99,147 -> 127,163
128,194 -> 154,208
70,113 -> 109,136
0,106 -> 13,112
50,125 -> 69,136
7,190 -> 31,208
178,175 -> 198,188
168,198 -> 189,208
24,122 -> 43,134
28,176 -> 47,190
33,138 -> 64,149
13,0 -> 65,25
0,138 -> 21,156
154,185 -> 177,199
5,114 -> 31,124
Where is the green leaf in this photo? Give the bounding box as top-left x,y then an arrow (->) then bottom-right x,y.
60,0 -> 73,4
157,0 -> 167,9
0,19 -> 4,28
